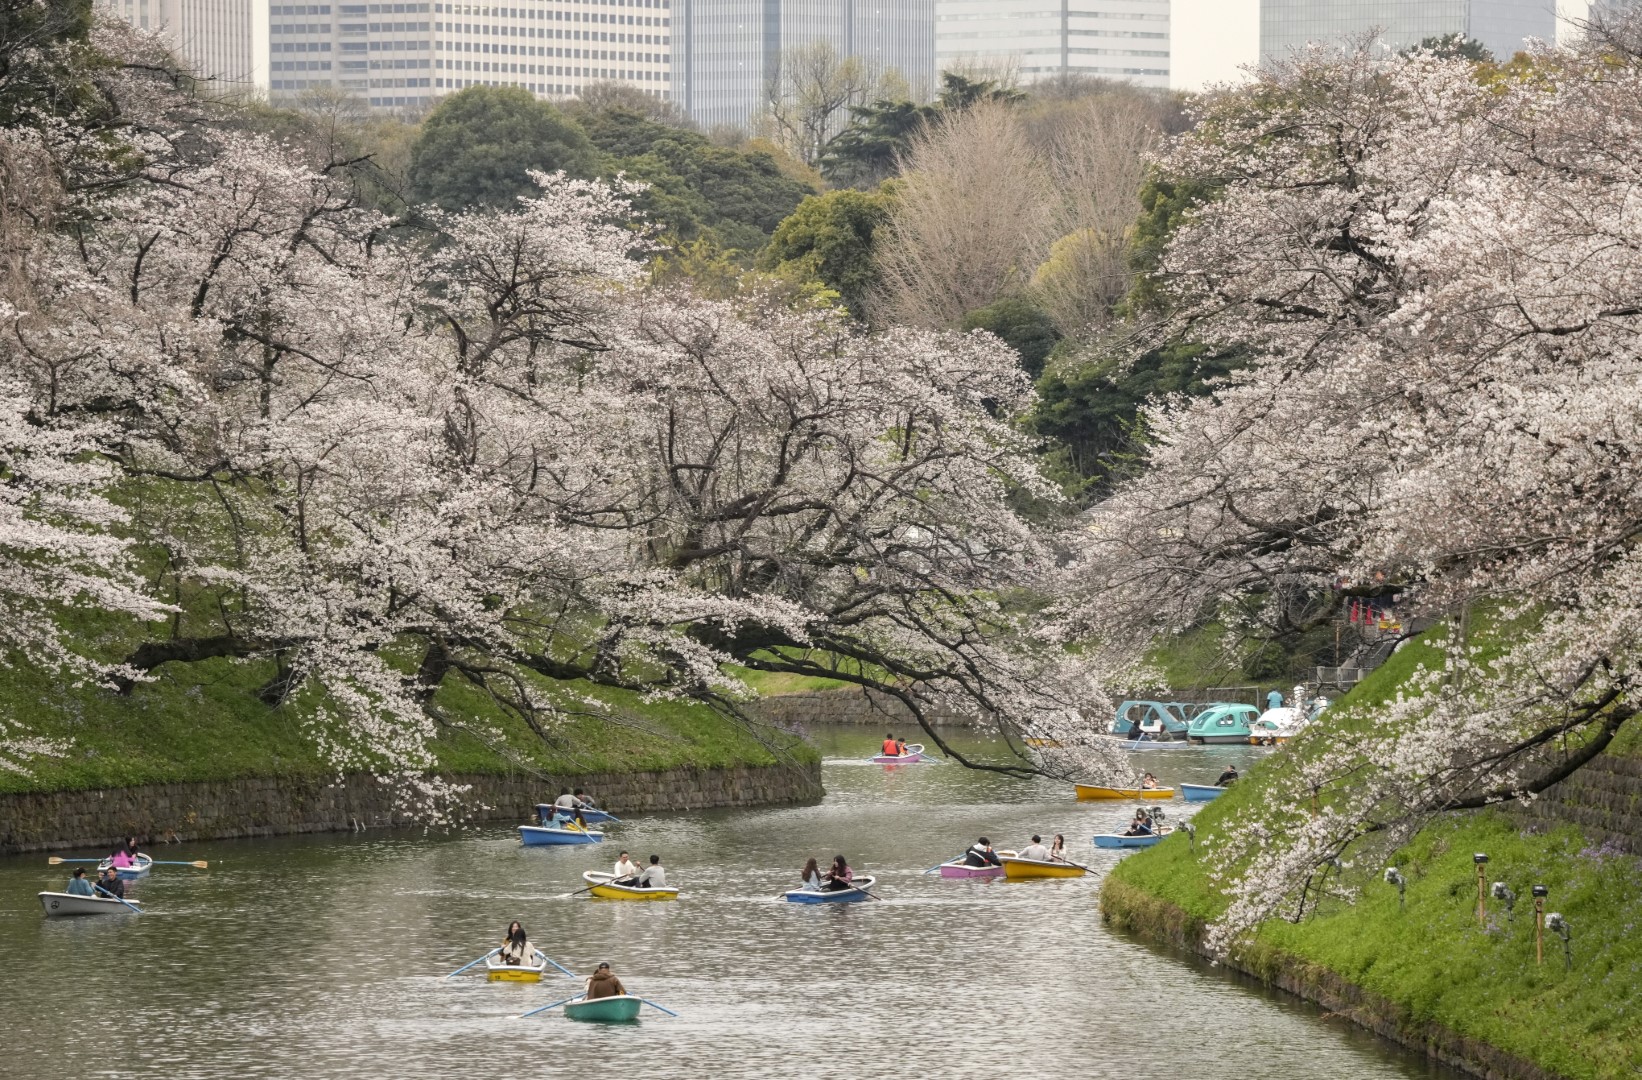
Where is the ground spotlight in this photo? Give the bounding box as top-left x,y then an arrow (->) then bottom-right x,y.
1384,866 -> 1406,909
1490,881 -> 1516,921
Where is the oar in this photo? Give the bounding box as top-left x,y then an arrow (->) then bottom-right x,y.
520,993 -> 585,1018
922,857 -> 963,874
46,857 -> 102,864
534,951 -> 576,978
445,948 -> 501,978
843,881 -> 884,901
93,884 -> 142,914
637,997 -> 678,1017
146,860 -> 209,868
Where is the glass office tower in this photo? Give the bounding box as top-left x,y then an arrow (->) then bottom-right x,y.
1260,0 -> 1555,65
673,0 -> 936,131
934,0 -> 1169,88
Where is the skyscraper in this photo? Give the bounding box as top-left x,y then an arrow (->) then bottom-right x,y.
1260,0 -> 1556,66
934,0 -> 1170,89
672,0 -> 936,131
98,0 -> 270,94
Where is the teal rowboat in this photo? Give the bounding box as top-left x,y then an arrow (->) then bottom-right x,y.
564,994 -> 643,1021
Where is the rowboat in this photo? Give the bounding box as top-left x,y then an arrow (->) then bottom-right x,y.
581,871 -> 680,901
870,742 -> 934,764
938,861 -> 1005,878
1075,784 -> 1176,800
564,994 -> 643,1022
1093,828 -> 1172,849
999,856 -> 1086,879
38,891 -> 141,917
1114,738 -> 1194,751
486,951 -> 552,982
783,875 -> 878,903
535,803 -> 620,826
518,824 -> 604,846
97,853 -> 153,880
1181,783 -> 1224,801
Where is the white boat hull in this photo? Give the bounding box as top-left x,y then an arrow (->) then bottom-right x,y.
39,891 -> 140,917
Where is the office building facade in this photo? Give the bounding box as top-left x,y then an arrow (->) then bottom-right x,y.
99,0 -> 270,93
673,0 -> 936,131
934,0 -> 1170,89
1260,1 -> 1556,66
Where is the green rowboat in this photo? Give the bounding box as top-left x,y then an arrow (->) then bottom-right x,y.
564,994 -> 643,1022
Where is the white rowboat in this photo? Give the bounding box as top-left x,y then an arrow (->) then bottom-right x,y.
38,891 -> 140,917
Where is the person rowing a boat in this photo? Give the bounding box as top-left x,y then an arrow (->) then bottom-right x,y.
66,868 -> 96,896
499,921 -> 535,966
1049,834 -> 1068,863
1019,835 -> 1051,861
638,854 -> 667,889
1139,772 -> 1162,790
1215,765 -> 1239,787
963,838 -> 1002,867
1123,810 -> 1155,837
585,962 -> 626,1000
612,851 -> 641,886
881,733 -> 899,757
97,866 -> 126,900
549,788 -> 588,830
800,857 -> 823,891
822,854 -> 855,891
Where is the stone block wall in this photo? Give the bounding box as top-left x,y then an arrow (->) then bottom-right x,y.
751,687 -> 980,728
1513,751 -> 1642,853
0,760 -> 823,854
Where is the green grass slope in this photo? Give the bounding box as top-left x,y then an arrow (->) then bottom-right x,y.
1106,633 -> 1642,1079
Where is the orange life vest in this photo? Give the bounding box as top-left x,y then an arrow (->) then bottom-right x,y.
882,739 -> 898,755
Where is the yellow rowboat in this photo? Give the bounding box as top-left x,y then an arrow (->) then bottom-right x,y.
580,871 -> 680,901
999,856 -> 1087,880
486,952 -> 551,982
1075,784 -> 1176,800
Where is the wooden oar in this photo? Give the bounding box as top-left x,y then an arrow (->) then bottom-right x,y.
519,993 -> 585,1018
147,860 -> 209,868
841,880 -> 884,901
637,997 -> 678,1017
534,951 -> 576,978
93,883 -> 142,914
445,948 -> 501,978
922,857 -> 963,874
46,857 -> 101,864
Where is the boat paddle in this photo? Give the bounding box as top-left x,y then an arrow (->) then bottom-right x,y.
146,860 -> 210,868
46,857 -> 102,864
444,948 -> 501,978
637,997 -> 678,1017
843,881 -> 884,901
519,993 -> 585,1018
93,883 -> 142,914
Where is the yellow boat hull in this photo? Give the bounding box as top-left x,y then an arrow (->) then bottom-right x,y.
1075,784 -> 1176,800
1000,857 -> 1087,879
588,883 -> 680,901
487,968 -> 543,982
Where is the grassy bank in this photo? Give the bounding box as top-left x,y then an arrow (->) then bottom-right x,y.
0,644 -> 816,796
1105,635 -> 1642,1080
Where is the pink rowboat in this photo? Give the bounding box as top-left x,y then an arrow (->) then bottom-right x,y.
937,850 -> 1016,878
870,742 -> 936,764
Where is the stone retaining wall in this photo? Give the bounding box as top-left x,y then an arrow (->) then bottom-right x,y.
0,760 -> 823,855
1513,751 -> 1642,853
751,687 -> 979,728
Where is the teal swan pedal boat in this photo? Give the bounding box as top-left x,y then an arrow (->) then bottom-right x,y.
1184,703 -> 1259,744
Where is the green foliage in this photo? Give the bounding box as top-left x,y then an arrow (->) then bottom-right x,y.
0,0 -> 98,125
820,74 -> 1025,188
759,187 -> 892,317
406,86 -> 601,211
960,296 -> 1061,378
1126,170 -> 1221,315
1410,34 -> 1495,63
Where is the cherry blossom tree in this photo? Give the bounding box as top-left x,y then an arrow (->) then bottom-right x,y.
1063,29 -> 1642,945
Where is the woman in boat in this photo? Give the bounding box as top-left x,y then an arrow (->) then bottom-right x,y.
1123,810 -> 1154,837
613,850 -> 641,885
895,737 -> 908,756
1049,834 -> 1068,862
1139,772 -> 1162,790
822,855 -> 854,891
498,922 -> 534,966
881,733 -> 899,756
585,962 -> 626,1000
800,857 -> 823,891
67,868 -> 96,896
964,838 -> 1002,867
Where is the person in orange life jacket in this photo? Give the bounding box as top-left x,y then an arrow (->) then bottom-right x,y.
895,737 -> 908,756
881,733 -> 899,756
822,854 -> 854,891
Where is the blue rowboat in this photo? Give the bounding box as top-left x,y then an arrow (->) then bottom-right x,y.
97,853 -> 152,880
1093,832 -> 1165,849
564,995 -> 643,1022
783,875 -> 877,903
535,803 -> 620,826
1181,783 -> 1224,802
519,824 -> 604,846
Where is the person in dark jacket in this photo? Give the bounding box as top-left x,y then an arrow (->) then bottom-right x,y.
963,838 -> 1002,867
585,963 -> 626,999
1215,765 -> 1240,787
97,867 -> 126,900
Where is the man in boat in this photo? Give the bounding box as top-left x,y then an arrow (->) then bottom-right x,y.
585,962 -> 627,1000
572,787 -> 597,808
881,733 -> 899,757
549,788 -> 588,829
637,854 -> 666,889
66,868 -> 96,896
1215,765 -> 1240,787
612,851 -> 641,886
1123,810 -> 1155,837
963,837 -> 1003,867
1019,835 -> 1051,861
96,866 -> 126,900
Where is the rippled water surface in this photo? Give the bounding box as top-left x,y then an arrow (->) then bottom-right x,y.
1,727 -> 1458,1080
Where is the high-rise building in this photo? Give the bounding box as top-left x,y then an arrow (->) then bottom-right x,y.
672,0 -> 936,131
99,0 -> 270,94
1260,1 -> 1556,66
265,0 -> 674,111
934,0 -> 1170,89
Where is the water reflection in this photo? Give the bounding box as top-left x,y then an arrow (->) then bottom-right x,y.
1,726 -> 1456,1079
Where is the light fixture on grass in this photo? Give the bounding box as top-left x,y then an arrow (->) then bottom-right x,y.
1383,866 -> 1406,909
1490,881 -> 1516,922
1473,853 -> 1489,924
1545,912 -> 1572,969
1532,885 -> 1548,964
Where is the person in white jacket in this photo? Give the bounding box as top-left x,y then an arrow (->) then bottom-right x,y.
612,851 -> 641,885
1019,835 -> 1051,861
